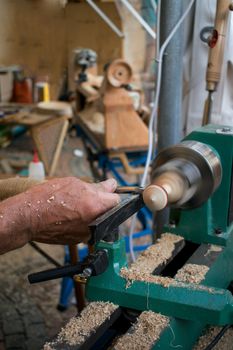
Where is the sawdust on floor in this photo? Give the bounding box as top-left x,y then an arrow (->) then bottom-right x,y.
44,302 -> 118,348
113,311 -> 169,350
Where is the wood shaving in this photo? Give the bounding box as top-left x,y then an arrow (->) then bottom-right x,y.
174,282 -> 224,294
120,233 -> 183,287
172,263 -> 218,293
175,264 -> 209,284
43,302 -> 118,349
114,311 -> 169,350
194,326 -> 233,350
43,345 -> 55,350
47,196 -> 55,203
121,268 -> 174,287
204,244 -> 223,257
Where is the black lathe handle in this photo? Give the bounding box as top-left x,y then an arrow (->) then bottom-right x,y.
28,264 -> 84,284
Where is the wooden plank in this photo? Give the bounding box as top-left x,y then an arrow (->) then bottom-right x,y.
104,87 -> 148,150
48,119 -> 69,176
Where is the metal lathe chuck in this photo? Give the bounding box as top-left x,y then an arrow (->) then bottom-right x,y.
143,141 -> 222,212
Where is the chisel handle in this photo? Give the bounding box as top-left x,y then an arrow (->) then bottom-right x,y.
206,0 -> 232,91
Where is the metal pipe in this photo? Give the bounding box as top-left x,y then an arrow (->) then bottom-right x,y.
156,0 -> 161,56
119,0 -> 156,39
154,0 -> 185,236
85,0 -> 124,38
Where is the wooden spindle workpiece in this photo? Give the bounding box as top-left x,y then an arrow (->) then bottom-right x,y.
143,171 -> 187,212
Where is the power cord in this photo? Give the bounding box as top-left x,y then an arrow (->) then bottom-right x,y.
203,325 -> 232,350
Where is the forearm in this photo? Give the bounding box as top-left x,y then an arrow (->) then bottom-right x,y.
0,177 -> 119,254
0,192 -> 31,254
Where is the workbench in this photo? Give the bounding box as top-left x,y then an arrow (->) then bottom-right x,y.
0,104 -> 70,176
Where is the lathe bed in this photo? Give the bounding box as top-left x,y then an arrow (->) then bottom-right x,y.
43,233 -> 230,350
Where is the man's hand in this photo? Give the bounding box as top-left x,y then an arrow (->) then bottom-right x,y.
0,177 -> 119,254
28,177 -> 119,244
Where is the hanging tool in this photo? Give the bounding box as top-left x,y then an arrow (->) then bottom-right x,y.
202,0 -> 233,125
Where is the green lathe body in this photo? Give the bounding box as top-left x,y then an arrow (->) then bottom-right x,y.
86,125 -> 233,349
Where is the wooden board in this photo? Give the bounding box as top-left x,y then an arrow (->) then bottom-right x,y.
104,87 -> 148,150
0,112 -> 52,126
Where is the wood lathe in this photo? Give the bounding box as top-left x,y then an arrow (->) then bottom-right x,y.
30,124 -> 232,349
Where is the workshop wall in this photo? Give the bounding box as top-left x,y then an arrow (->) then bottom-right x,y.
0,0 -> 145,99
0,0 -> 66,98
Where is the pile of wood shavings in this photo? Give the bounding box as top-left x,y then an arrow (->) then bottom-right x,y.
120,268 -> 174,287
44,344 -> 55,350
121,263 -> 209,289
43,302 -> 118,349
113,311 -> 169,350
175,264 -> 209,284
120,233 -> 183,287
194,326 -> 233,350
126,233 -> 183,274
173,264 -> 220,293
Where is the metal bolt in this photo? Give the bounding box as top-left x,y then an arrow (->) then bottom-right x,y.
169,220 -> 176,228
216,127 -> 233,135
82,268 -> 92,278
214,227 -> 222,235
